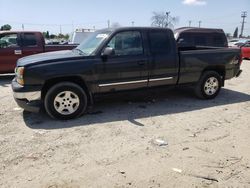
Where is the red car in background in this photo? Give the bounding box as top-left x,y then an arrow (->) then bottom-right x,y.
241,43 -> 250,60
0,31 -> 77,73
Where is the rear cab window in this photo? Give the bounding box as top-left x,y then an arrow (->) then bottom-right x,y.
22,33 -> 38,47
194,34 -> 207,46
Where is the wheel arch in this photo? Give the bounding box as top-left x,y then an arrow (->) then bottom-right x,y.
41,76 -> 93,105
201,66 -> 226,86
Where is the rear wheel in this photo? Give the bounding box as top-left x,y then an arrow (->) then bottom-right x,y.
44,82 -> 87,120
195,71 -> 222,99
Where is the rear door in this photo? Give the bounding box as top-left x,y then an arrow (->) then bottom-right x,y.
98,30 -> 149,92
148,30 -> 179,87
20,33 -> 44,56
0,32 -> 22,73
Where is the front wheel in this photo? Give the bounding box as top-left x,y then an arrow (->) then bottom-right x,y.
194,71 -> 222,99
44,82 -> 88,120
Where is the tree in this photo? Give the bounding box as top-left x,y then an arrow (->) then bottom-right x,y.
58,33 -> 65,38
64,34 -> 70,40
233,27 -> 238,38
42,31 -> 50,39
151,11 -> 179,29
45,31 -> 50,39
0,24 -> 11,31
49,34 -> 56,39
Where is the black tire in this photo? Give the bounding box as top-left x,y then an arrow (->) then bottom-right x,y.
44,82 -> 88,120
194,71 -> 222,99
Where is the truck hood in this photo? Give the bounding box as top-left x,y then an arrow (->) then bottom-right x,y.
17,50 -> 82,67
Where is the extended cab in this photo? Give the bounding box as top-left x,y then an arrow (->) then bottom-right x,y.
12,27 -> 242,119
0,31 -> 77,73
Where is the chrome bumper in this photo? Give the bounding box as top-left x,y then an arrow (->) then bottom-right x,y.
13,91 -> 41,101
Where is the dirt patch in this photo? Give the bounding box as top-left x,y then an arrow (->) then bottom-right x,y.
0,61 -> 250,187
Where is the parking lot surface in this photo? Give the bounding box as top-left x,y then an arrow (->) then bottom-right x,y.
0,61 -> 250,188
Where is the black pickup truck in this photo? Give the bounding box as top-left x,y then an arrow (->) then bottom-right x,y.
12,27 -> 242,119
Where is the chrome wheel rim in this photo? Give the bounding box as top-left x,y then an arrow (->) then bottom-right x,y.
204,77 -> 219,96
54,91 -> 80,115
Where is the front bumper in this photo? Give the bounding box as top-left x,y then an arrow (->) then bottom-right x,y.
14,98 -> 42,113
13,91 -> 41,101
12,80 -> 42,113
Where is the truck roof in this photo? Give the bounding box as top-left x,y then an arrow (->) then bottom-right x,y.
98,27 -> 173,33
0,31 -> 42,34
174,27 -> 224,34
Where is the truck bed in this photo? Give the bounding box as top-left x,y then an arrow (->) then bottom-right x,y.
178,47 -> 241,84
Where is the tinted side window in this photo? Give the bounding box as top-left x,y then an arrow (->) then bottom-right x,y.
149,31 -> 171,54
107,31 -> 143,56
23,33 -> 37,46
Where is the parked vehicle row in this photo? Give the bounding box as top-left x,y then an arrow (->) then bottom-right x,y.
228,38 -> 250,47
11,27 -> 242,119
0,31 -> 77,73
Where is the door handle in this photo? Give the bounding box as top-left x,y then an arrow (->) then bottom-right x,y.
137,60 -> 146,66
14,50 -> 22,55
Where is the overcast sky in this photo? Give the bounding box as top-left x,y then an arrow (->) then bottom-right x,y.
0,0 -> 249,36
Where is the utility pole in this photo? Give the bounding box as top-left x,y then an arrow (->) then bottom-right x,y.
107,20 -> 110,28
60,25 -> 62,34
71,21 -> 74,32
198,21 -> 202,28
22,24 -> 24,31
240,11 -> 247,38
188,20 -> 192,27
166,11 -> 170,27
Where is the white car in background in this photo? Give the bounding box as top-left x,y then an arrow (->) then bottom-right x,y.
68,28 -> 95,44
228,38 -> 250,47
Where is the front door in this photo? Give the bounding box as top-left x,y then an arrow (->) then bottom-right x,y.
0,33 -> 22,73
98,31 -> 148,92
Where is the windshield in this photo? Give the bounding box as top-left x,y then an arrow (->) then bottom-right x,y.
75,30 -> 111,55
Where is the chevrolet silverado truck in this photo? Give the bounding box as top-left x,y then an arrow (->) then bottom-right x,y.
0,31 -> 77,73
12,27 -> 242,120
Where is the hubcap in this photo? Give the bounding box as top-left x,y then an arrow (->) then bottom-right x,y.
54,91 -> 80,115
204,77 -> 219,96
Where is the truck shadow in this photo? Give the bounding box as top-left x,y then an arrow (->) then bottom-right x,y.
23,87 -> 250,130
0,74 -> 14,87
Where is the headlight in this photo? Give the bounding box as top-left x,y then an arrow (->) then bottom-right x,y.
15,67 -> 25,85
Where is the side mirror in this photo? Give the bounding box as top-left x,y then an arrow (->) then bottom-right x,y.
177,38 -> 185,44
101,47 -> 115,57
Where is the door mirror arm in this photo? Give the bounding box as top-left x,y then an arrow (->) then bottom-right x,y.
101,47 -> 115,61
